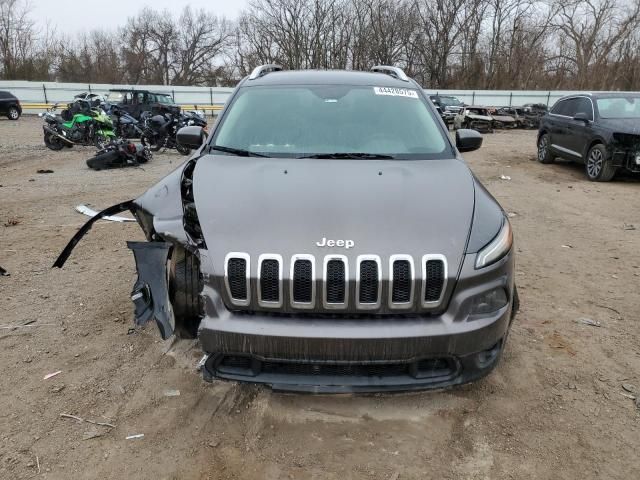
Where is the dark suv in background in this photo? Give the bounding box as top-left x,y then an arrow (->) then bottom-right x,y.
537,93 -> 640,181
105,89 -> 180,120
0,90 -> 22,120
429,94 -> 465,125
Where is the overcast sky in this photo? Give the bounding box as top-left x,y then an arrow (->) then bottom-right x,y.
31,0 -> 249,33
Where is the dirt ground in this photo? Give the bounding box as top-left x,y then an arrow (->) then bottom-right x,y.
1,116 -> 639,480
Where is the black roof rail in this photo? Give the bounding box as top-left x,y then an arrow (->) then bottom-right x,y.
371,65 -> 409,82
249,64 -> 284,80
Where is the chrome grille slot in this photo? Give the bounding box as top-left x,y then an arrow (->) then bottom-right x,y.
356,255 -> 381,309
323,255 -> 348,308
291,254 -> 315,308
258,254 -> 283,307
224,253 -> 250,307
422,254 -> 447,307
389,255 -> 414,308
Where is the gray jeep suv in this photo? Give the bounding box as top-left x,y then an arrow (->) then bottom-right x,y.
56,66 -> 518,393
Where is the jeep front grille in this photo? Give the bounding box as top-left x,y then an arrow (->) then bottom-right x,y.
225,253 -> 250,306
423,256 -> 446,304
258,254 -> 283,307
390,255 -> 414,307
223,253 -> 447,312
325,257 -> 347,307
291,256 -> 314,307
356,255 -> 381,309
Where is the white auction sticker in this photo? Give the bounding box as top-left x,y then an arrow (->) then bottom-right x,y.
373,87 -> 419,99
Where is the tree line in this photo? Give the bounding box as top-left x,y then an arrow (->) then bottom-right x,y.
2,0 -> 640,90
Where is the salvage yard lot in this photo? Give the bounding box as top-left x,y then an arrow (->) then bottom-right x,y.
1,116 -> 639,479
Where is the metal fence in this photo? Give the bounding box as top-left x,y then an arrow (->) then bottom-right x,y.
0,80 -> 234,114
2,80 -> 638,113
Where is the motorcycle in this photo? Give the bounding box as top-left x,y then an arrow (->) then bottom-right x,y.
107,105 -> 144,139
40,103 -> 116,151
86,139 -> 152,170
140,111 -> 208,156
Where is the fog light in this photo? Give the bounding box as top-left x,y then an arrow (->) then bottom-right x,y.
635,154 -> 640,165
469,288 -> 508,315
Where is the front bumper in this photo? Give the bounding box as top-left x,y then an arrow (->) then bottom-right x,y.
198,252 -> 515,392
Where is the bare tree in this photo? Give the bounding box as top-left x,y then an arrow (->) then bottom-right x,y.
551,0 -> 640,89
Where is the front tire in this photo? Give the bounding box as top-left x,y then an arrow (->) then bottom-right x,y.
537,134 -> 554,163
176,143 -> 191,156
169,248 -> 202,339
585,144 -> 616,182
7,107 -> 20,120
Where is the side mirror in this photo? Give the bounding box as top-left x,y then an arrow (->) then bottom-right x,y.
573,112 -> 590,123
176,126 -> 206,149
456,128 -> 483,153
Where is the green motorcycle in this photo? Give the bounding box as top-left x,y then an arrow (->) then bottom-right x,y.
41,103 -> 116,151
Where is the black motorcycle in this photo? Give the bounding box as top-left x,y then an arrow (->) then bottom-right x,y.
108,105 -> 144,139
86,139 -> 152,170
140,111 -> 207,156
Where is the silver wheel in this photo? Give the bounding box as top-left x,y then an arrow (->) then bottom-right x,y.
8,107 -> 19,120
586,148 -> 603,178
585,144 -> 616,181
537,134 -> 553,163
537,136 -> 547,161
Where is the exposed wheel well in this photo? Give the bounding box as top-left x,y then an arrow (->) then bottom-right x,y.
537,130 -> 547,143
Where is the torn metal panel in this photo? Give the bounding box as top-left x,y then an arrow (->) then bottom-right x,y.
53,200 -> 135,268
127,241 -> 175,339
75,204 -> 135,223
131,164 -> 192,245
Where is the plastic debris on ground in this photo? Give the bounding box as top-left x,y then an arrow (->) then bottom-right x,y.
75,204 -> 135,223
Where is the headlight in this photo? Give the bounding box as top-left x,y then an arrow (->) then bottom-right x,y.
635,154 -> 640,165
475,218 -> 512,269
469,287 -> 508,315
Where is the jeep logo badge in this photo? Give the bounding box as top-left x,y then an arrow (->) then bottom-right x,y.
316,237 -> 355,249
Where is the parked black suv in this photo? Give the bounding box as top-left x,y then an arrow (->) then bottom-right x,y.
537,93 -> 640,181
0,90 -> 22,120
105,89 -> 180,120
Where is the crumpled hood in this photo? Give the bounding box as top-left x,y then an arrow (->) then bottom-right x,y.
192,155 -> 475,278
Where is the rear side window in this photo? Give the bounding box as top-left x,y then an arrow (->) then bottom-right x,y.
0,91 -> 8,99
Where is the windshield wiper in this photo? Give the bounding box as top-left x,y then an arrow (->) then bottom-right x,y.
210,145 -> 270,157
298,152 -> 395,159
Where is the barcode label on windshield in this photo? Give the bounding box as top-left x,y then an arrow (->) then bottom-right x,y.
373,87 -> 419,99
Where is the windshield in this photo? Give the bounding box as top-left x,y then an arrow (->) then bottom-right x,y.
106,91 -> 125,103
597,96 -> 640,119
155,94 -> 175,105
212,85 -> 449,159
439,96 -> 462,106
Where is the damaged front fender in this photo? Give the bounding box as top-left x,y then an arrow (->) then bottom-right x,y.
52,158 -> 204,340
127,241 -> 175,339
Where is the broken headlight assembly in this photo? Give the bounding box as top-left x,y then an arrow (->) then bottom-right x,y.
475,218 -> 512,269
